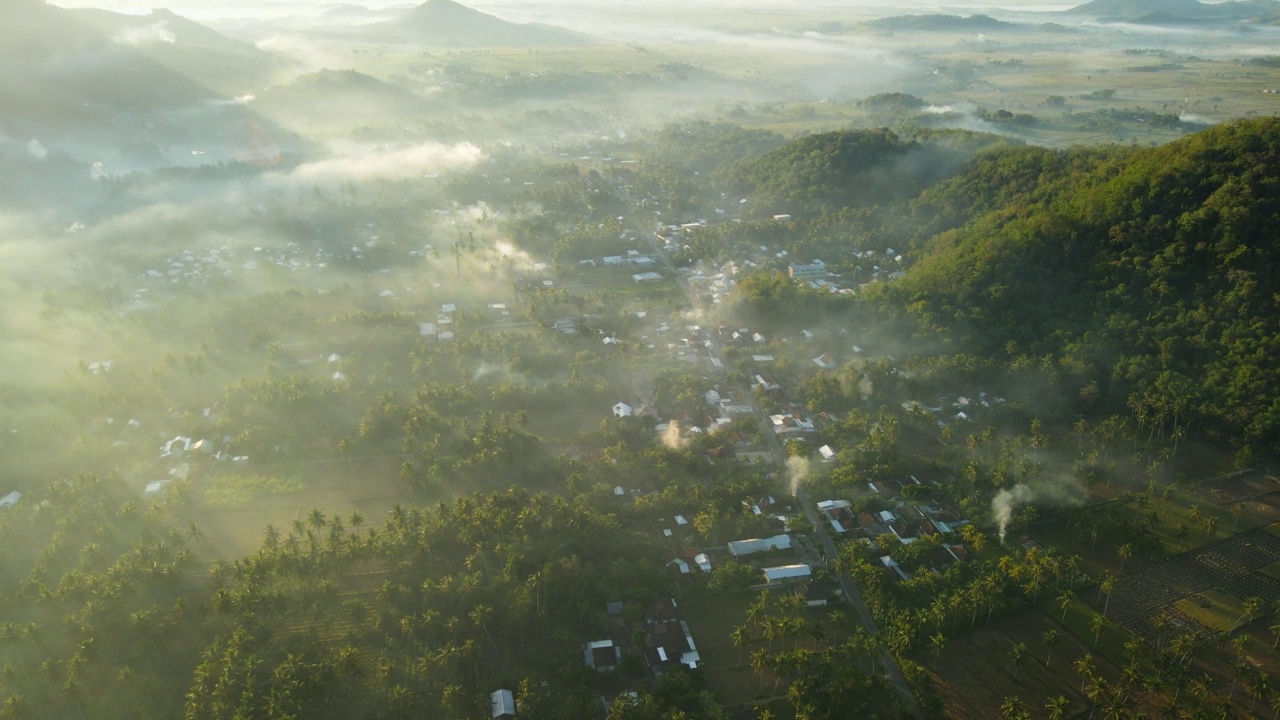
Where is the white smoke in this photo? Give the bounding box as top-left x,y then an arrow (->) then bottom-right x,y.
113,21 -> 177,46
284,142 -> 483,185
661,420 -> 686,450
992,479 -> 1087,543
26,140 -> 47,161
1179,113 -> 1216,126
787,456 -> 810,496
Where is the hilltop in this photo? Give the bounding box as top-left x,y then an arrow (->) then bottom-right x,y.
368,0 -> 587,47
1067,0 -> 1280,21
867,14 -> 1016,32
883,117 -> 1280,445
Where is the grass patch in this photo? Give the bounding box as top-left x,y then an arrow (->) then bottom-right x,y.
1265,522 -> 1280,539
1260,561 -> 1280,583
1173,589 -> 1245,633
204,471 -> 307,509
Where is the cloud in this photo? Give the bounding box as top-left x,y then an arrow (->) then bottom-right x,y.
284,142 -> 484,185
26,140 -> 47,161
113,21 -> 177,46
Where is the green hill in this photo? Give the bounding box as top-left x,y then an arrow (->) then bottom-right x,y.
370,0 -> 588,47
883,117 -> 1280,445
867,14 -> 1016,31
1067,0 -> 1279,20
716,128 -> 998,218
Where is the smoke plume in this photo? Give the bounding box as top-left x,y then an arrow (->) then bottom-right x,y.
286,142 -> 483,185
787,456 -> 810,496
661,420 -> 685,450
992,478 -> 1087,543
113,21 -> 177,46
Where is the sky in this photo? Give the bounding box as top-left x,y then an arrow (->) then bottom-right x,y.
51,0 -> 1084,23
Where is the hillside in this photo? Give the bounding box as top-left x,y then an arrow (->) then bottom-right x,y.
883,117 -> 1280,445
866,14 -> 1016,32
716,128 -> 998,218
369,0 -> 587,47
255,69 -> 430,118
0,2 -> 276,125
1067,0 -> 1280,20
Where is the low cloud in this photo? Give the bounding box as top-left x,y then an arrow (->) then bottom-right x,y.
285,142 -> 484,185
113,22 -> 177,46
26,140 -> 47,161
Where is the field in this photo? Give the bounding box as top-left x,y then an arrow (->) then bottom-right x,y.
914,610 -> 1139,719
1173,589 -> 1247,633
1087,525 -> 1280,638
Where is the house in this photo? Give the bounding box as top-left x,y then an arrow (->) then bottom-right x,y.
762,564 -> 812,585
633,272 -> 664,284
728,535 -> 792,557
693,553 -> 712,573
668,558 -> 691,576
490,689 -> 516,719
0,491 -> 21,509
612,402 -> 634,418
818,445 -> 836,463
144,481 -> 167,495
419,322 -> 436,337
788,261 -> 825,280
585,639 -> 620,672
880,555 -> 911,581
812,354 -> 837,370
162,436 -> 192,457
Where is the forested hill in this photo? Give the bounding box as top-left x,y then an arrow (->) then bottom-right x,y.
882,117 -> 1280,446
716,128 -> 990,218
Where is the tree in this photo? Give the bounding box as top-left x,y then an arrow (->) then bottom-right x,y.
1011,642 -> 1027,677
1043,629 -> 1060,667
1116,543 -> 1132,573
1045,695 -> 1068,720
1058,590 -> 1073,622
1090,615 -> 1106,648
1074,653 -> 1096,692
1233,597 -> 1261,632
1099,573 -> 1116,618
929,632 -> 947,659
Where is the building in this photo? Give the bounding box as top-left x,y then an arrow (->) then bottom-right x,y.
762,564 -> 812,585
585,639 -> 620,672
788,261 -> 826,280
612,402 -> 634,417
490,689 -> 516,719
0,491 -> 21,509
632,272 -> 664,284
693,553 -> 712,573
818,445 -> 836,463
728,535 -> 792,557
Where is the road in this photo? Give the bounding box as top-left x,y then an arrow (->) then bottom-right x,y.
641,223 -> 924,719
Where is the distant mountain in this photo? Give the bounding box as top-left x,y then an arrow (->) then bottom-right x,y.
867,14 -> 1016,32
368,0 -> 588,46
1067,0 -> 1280,21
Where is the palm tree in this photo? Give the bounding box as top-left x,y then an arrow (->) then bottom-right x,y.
348,510 -> 364,529
1058,590 -> 1074,622
1232,597 -> 1261,632
1247,672 -> 1269,715
731,626 -> 752,666
929,632 -> 947,659
263,524 -> 280,549
307,508 -> 327,530
1231,502 -> 1245,530
1001,696 -> 1026,720
1099,573 -> 1116,618
1116,543 -> 1132,573
1043,629 -> 1060,667
1091,614 -> 1106,648
1074,653 -> 1096,692
1045,695 -> 1068,720
1011,642 -> 1027,678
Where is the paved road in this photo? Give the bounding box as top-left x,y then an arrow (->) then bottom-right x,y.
641,224 -> 923,719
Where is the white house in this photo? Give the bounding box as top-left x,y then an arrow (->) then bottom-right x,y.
818,445 -> 836,463
0,491 -> 21,509
763,564 -> 812,584
728,535 -> 791,557
612,402 -> 634,417
490,689 -> 516,719
693,553 -> 712,572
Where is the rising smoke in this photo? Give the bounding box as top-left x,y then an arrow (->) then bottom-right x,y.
992,478 -> 1087,543
786,455 -> 810,496
661,420 -> 686,450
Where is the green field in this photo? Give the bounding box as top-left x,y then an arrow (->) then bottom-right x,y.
1173,589 -> 1246,633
